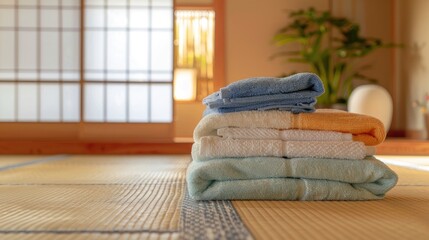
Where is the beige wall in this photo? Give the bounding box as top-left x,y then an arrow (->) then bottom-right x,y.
225,0 -> 394,87
225,0 -> 330,84
174,102 -> 205,139
395,0 -> 429,135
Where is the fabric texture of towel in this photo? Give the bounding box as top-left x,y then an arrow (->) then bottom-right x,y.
195,136 -> 370,160
194,109 -> 386,146
217,128 -> 353,141
186,155 -> 398,200
203,72 -> 324,114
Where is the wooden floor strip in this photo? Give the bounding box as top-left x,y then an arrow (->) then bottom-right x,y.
0,155 -> 49,168
0,155 -> 68,172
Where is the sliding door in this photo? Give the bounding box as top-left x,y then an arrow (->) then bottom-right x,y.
0,0 -> 174,142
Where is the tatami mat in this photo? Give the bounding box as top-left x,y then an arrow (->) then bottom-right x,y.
0,155 -> 428,240
0,233 -> 180,240
0,155 -> 189,240
0,155 -> 189,184
388,165 -> 429,185
0,184 -> 183,231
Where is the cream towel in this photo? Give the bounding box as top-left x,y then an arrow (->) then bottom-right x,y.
217,128 -> 353,141
194,109 -> 385,146
196,136 -> 372,160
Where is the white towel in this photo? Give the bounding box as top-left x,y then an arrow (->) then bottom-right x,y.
217,128 -> 353,141
197,136 -> 372,160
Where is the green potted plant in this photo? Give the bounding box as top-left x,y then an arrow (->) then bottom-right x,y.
272,7 -> 398,107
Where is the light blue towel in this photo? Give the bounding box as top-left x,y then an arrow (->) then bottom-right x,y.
203,72 -> 324,114
186,155 -> 398,201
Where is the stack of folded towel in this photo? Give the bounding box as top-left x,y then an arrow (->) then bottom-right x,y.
187,73 -> 398,201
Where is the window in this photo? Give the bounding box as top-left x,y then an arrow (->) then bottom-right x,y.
0,0 -> 173,123
174,9 -> 215,101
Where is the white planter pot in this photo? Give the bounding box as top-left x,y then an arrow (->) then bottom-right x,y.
348,84 -> 393,132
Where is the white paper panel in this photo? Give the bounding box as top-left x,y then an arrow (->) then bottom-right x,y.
85,8 -> 105,28
40,0 -> 59,6
62,31 -> 80,72
62,72 -> 80,81
107,31 -> 126,71
18,31 -> 37,70
85,30 -> 105,71
150,84 -> 172,122
40,72 -> 60,80
41,31 -> 59,70
63,84 -> 80,122
108,0 -> 126,6
130,9 -> 149,29
62,9 -> 80,29
0,71 -> 15,79
106,84 -> 126,122
152,0 -> 173,7
41,9 -> 59,28
85,72 -> 104,81
129,84 -> 148,122
18,83 -> 38,121
151,9 -> 173,29
18,0 -> 37,6
151,72 -> 172,82
18,71 -> 38,80
0,0 -> 15,6
107,72 -> 126,81
84,83 -> 105,121
0,83 -> 15,121
0,9 -> 15,27
86,0 -> 105,6
129,73 -> 149,81
130,0 -> 150,6
151,31 -> 172,71
129,31 -> 149,71
40,83 -> 60,121
18,9 -> 37,28
0,31 -> 15,71
107,8 -> 127,28
63,0 -> 80,7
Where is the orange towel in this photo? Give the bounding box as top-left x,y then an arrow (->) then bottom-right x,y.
293,109 -> 385,145
194,109 -> 385,146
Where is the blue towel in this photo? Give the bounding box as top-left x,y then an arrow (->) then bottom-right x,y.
186,155 -> 398,201
203,72 -> 324,114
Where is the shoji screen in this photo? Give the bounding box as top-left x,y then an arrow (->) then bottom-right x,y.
0,0 -> 173,123
0,0 -> 80,122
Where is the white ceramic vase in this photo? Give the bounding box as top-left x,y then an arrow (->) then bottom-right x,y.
347,84 -> 393,132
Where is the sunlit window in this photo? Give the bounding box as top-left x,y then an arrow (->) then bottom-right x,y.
174,10 -> 214,101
